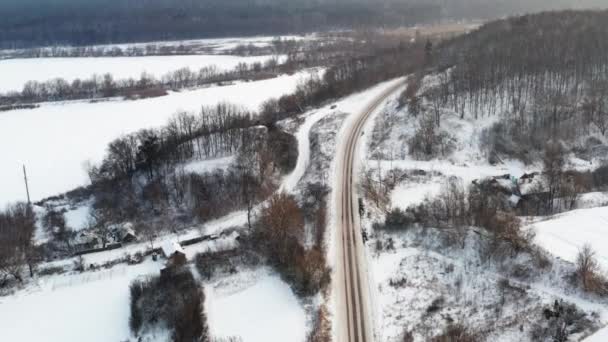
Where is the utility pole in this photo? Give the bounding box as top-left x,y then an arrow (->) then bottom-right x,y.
23,165 -> 31,205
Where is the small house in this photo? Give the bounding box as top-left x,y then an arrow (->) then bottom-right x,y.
120,223 -> 137,243
73,231 -> 99,250
161,241 -> 187,267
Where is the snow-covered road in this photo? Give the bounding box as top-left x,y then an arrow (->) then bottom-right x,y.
332,78 -> 407,342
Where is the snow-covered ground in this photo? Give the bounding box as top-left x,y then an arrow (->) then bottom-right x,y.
0,55 -> 284,93
205,269 -> 307,342
368,229 -> 607,342
0,243 -> 306,342
586,326 -> 608,341
359,74 -> 608,341
529,206 -> 608,269
63,204 -> 91,231
0,99 -> 325,340
0,261 -> 162,342
0,69 -> 322,207
0,218 -> 304,342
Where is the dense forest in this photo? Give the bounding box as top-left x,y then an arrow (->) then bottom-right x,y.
424,10 -> 608,162
1,0 -> 607,49
395,10 -> 608,222
0,0 -> 438,49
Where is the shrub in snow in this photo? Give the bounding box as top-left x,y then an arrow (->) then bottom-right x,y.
36,265 -> 65,277
530,301 -> 598,342
402,330 -> 414,342
195,248 -> 260,280
425,296 -> 445,316
576,245 -> 608,297
430,324 -> 480,342
375,208 -> 416,231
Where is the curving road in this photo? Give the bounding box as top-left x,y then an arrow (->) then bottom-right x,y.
334,79 -> 407,342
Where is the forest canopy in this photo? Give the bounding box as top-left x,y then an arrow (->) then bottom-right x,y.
1,0 -> 607,49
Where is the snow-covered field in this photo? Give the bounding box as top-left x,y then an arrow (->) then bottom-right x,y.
0,69 -> 322,206
586,326 -> 608,341
0,250 -> 307,342
0,54 -> 284,93
0,261 -> 162,342
529,206 -> 608,269
205,269 -> 307,342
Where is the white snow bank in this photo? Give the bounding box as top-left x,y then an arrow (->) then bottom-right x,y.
206,271 -> 306,342
576,192 -> 608,209
0,69 -> 321,207
64,205 -> 91,231
183,156 -> 235,174
376,159 -> 528,186
0,55 -> 284,93
586,326 -> 608,341
530,206 -> 608,268
391,181 -> 442,210
0,262 -> 161,342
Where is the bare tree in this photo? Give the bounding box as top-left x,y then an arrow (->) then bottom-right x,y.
87,209 -> 114,249
258,192 -> 305,265
135,220 -> 157,250
576,244 -> 606,294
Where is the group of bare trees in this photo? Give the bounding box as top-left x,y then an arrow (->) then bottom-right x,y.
2,36 -> 303,60
0,58 -> 282,106
255,192 -> 330,296
421,11 -> 608,161
435,11 -> 608,117
41,207 -> 76,251
2,29 -> 433,110
576,244 -> 608,296
0,203 -> 38,286
408,113 -> 455,160
130,268 -> 209,342
90,104 -> 254,185
261,38 -> 428,123
86,101 -> 299,241
378,177 -> 534,260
